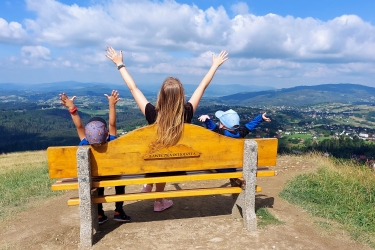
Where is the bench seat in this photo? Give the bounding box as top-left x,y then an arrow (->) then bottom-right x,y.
67,186 -> 265,205
51,169 -> 275,191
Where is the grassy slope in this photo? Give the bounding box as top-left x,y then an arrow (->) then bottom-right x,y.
280,154 -> 375,248
0,151 -> 62,220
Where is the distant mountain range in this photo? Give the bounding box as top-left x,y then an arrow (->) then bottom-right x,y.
1,81 -> 374,106
218,83 -> 375,106
0,81 -> 275,97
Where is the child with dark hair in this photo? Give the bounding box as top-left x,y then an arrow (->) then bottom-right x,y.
198,109 -> 271,186
59,90 -> 131,224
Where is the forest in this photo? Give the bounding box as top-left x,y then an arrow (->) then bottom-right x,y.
0,104 -> 274,153
2,100 -> 375,163
279,136 -> 375,160
0,107 -> 146,153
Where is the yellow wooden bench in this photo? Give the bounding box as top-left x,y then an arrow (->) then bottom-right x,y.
47,123 -> 278,247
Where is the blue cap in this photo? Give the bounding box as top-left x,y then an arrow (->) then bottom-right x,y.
84,117 -> 108,144
215,109 -> 240,130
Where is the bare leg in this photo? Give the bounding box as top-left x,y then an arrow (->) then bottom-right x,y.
155,182 -> 166,201
142,183 -> 153,192
153,182 -> 173,212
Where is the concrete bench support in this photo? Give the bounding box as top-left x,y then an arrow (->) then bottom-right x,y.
77,147 -> 98,248
231,140 -> 258,230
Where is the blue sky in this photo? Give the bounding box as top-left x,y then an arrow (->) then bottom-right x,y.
1,0 -> 375,89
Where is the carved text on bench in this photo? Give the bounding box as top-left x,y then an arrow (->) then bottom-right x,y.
143,144 -> 201,160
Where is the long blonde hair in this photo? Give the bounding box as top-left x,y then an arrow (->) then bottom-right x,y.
151,77 -> 186,152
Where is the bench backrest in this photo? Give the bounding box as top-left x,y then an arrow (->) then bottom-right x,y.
47,124 -> 278,179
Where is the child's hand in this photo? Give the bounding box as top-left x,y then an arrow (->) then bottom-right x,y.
198,115 -> 210,122
106,46 -> 123,66
212,50 -> 229,68
262,112 -> 271,122
59,93 -> 76,110
105,90 -> 120,105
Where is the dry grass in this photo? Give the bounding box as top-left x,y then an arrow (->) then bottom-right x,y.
306,152 -> 375,191
0,150 -> 47,174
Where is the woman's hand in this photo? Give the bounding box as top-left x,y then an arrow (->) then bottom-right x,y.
106,46 -> 123,66
212,50 -> 229,68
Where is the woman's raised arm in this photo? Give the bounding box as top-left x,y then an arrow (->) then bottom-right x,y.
188,50 -> 228,112
106,46 -> 149,115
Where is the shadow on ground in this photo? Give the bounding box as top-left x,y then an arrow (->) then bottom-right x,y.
94,185 -> 275,244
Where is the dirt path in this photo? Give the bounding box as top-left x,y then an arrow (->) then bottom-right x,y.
0,155 -> 372,250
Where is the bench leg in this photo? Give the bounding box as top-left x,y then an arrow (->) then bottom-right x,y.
77,147 -> 96,248
91,189 -> 99,234
232,140 -> 257,231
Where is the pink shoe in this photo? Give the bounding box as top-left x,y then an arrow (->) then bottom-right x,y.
154,199 -> 173,212
141,184 -> 153,193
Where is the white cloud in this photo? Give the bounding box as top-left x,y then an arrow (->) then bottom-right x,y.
231,2 -> 249,16
227,14 -> 375,63
23,0 -> 232,50
24,0 -> 112,47
0,0 -> 374,86
130,52 -> 151,63
21,45 -> 51,60
18,1 -> 375,64
0,18 -> 28,44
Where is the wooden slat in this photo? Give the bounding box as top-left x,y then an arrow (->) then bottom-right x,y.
257,169 -> 276,177
51,170 -> 275,191
48,124 -> 278,179
52,179 -> 78,191
67,186 -> 262,206
253,138 -> 278,167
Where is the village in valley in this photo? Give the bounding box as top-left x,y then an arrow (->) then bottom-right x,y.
247,103 -> 375,163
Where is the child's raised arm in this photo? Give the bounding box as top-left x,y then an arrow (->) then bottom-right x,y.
262,112 -> 271,122
104,90 -> 120,136
189,51 -> 228,112
198,114 -> 217,131
59,93 -> 85,140
106,46 -> 149,115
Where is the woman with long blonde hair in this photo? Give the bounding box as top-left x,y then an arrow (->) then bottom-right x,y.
106,47 -> 228,211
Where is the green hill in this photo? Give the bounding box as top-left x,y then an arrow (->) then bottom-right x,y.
219,83 -> 375,106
